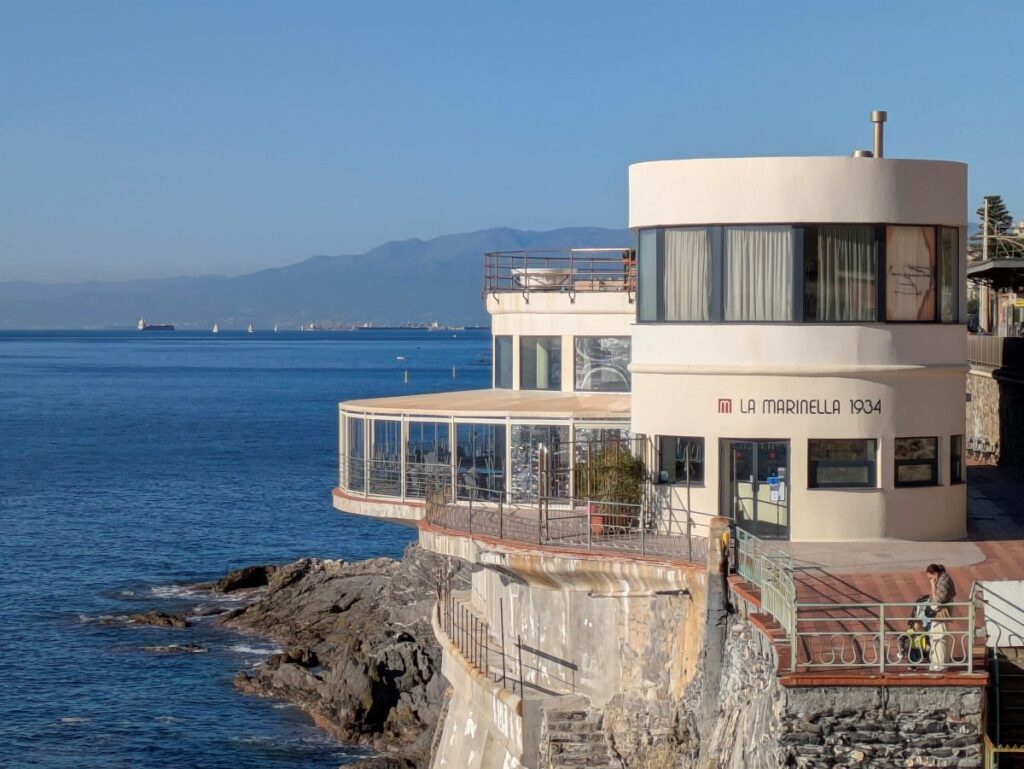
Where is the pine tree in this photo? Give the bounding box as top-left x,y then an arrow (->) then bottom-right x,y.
975,195 -> 1013,237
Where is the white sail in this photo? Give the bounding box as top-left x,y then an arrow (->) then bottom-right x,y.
247,323 -> 254,334
137,318 -> 145,330
212,323 -> 219,334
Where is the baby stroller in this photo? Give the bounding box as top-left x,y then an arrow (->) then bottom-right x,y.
896,594 -> 932,666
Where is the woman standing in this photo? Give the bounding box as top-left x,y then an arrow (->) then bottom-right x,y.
926,563 -> 956,672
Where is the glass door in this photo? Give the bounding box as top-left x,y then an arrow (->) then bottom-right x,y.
721,439 -> 790,540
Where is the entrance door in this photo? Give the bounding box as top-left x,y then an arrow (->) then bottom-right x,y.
721,440 -> 790,540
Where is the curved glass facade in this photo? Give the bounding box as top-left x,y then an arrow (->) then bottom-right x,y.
637,224 -> 959,324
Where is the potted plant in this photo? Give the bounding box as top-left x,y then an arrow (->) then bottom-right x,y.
573,441 -> 646,536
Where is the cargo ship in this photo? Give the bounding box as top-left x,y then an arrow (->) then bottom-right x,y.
137,318 -> 175,331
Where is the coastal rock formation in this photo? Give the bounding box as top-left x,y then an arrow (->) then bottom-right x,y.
221,544 -> 468,769
213,564 -> 277,593
126,610 -> 190,629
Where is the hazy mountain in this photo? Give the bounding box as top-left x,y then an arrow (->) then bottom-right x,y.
0,227 -> 633,329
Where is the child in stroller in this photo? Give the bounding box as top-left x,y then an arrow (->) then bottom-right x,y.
897,594 -> 932,666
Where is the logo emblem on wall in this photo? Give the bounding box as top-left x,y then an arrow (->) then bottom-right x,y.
717,398 -> 732,414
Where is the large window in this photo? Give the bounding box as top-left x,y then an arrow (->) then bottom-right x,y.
658,436 -> 704,484
494,335 -> 513,389
520,336 -> 561,391
886,226 -> 936,321
637,223 -> 958,324
369,419 -> 402,495
950,434 -> 965,485
510,424 -> 569,502
406,421 -> 450,499
805,225 -> 877,321
894,437 -> 939,487
456,423 -> 506,501
723,226 -> 795,321
574,337 -> 631,392
808,439 -> 877,488
345,416 -> 365,492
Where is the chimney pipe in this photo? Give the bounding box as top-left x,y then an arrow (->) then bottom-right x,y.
871,110 -> 887,158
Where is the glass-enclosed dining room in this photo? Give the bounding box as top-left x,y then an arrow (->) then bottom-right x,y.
339,409 -> 630,505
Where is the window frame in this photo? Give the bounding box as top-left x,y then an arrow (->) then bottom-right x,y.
656,436 -> 705,486
634,223 -> 959,326
494,335 -> 513,389
807,438 -> 878,489
894,436 -> 940,488
519,335 -> 562,391
573,335 -> 631,392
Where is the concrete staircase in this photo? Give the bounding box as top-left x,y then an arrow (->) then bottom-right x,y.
539,697 -> 623,769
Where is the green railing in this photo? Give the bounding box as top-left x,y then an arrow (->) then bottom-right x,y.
734,529 -> 979,674
734,528 -> 797,638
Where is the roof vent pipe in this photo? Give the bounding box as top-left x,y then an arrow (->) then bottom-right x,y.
871,110 -> 887,158
852,149 -> 874,158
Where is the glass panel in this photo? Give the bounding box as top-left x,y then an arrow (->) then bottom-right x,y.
894,436 -> 938,487
405,421 -> 450,499
808,438 -> 877,488
808,225 -> 877,321
950,434 -> 964,484
574,337 -> 631,392
755,441 -> 789,539
369,420 -> 402,496
886,226 -> 936,321
345,416 -> 365,492
724,226 -> 795,321
510,424 -> 569,502
658,436 -> 704,484
939,227 -> 959,323
663,227 -> 713,321
725,441 -> 756,534
520,336 -> 562,391
494,336 -> 513,389
638,229 -> 659,321
455,423 -> 506,501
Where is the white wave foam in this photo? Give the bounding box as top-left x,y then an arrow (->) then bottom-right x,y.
59,717 -> 90,724
78,613 -> 120,624
228,643 -> 284,656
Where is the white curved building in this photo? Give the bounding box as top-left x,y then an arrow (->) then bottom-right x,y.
336,151 -> 967,543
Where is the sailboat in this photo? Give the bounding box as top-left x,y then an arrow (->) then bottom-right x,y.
212,323 -> 219,334
247,323 -> 254,334
273,323 -> 279,333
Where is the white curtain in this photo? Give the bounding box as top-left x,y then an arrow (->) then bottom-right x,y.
817,225 -> 876,321
663,228 -> 712,321
724,226 -> 794,321
886,226 -> 935,321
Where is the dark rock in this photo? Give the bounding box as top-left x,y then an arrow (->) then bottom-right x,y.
219,544 -> 469,768
127,611 -> 190,629
213,564 -> 277,593
141,643 -> 208,654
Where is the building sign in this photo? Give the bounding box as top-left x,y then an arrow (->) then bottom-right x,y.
715,398 -> 882,416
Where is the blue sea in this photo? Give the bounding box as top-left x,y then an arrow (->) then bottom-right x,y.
0,329 -> 490,769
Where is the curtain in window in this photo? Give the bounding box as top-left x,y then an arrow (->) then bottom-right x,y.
724,226 -> 794,321
663,228 -> 712,321
886,226 -> 936,321
817,225 -> 876,321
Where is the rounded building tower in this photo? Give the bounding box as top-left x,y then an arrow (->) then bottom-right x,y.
629,153 -> 968,541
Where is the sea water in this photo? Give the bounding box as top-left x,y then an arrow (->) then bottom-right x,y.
0,329 -> 490,769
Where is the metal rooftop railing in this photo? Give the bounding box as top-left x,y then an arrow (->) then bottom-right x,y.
483,248 -> 636,300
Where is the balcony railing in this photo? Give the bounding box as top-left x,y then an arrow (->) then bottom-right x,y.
483,248 -> 636,300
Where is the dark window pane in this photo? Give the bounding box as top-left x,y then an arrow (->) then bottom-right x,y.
638,229 -> 659,321
894,437 -> 938,487
808,439 -> 877,488
405,421 -> 450,499
495,336 -> 513,389
575,337 -> 631,392
939,227 -> 959,323
455,423 -> 506,502
951,434 -> 964,484
658,436 -> 704,484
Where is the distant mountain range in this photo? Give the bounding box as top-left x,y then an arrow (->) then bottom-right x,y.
0,227 -> 634,329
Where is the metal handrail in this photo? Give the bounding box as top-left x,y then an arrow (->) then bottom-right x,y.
483,248 -> 636,300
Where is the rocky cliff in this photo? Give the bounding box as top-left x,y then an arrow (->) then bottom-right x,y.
220,545 -> 468,769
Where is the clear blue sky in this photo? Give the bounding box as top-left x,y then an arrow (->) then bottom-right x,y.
1,0 -> 1021,282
